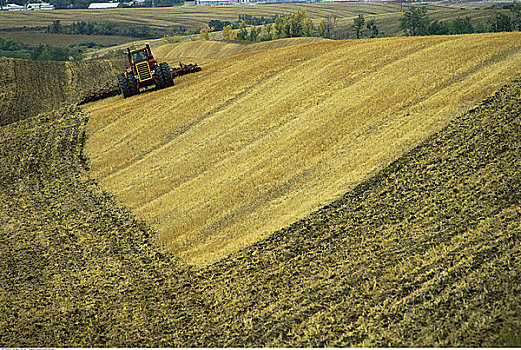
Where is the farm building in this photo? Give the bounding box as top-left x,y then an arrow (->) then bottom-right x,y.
196,0 -> 238,4
27,2 -> 55,10
0,3 -> 24,10
196,0 -> 313,4
0,2 -> 54,10
88,2 -> 121,8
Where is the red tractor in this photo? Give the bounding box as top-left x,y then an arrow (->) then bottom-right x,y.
117,44 -> 174,98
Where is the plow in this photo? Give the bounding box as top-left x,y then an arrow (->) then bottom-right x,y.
79,44 -> 201,105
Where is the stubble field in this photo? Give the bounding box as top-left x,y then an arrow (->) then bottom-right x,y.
1,32 -> 521,347
85,32 -> 521,266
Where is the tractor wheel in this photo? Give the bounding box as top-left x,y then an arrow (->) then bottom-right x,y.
126,73 -> 139,96
118,73 -> 132,99
153,69 -> 165,89
160,62 -> 174,87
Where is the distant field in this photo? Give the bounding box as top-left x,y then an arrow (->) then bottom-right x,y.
0,3 -> 404,31
0,2 -> 509,54
332,5 -> 509,37
0,3 -> 503,33
84,32 -> 521,266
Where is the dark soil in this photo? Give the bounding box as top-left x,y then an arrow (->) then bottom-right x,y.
0,57 -> 125,127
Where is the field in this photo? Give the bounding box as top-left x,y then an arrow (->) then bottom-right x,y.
0,3 -> 408,30
0,3 -> 509,39
0,56 -> 126,126
153,36 -> 324,63
1,32 -> 521,346
85,33 -> 521,266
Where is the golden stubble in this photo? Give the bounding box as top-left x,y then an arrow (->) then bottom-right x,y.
84,32 -> 521,266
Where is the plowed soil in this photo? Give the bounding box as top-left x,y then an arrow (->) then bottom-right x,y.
0,57 -> 126,126
85,33 -> 521,266
1,34 -> 521,347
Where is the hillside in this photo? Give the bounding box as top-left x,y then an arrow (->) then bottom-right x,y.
0,57 -> 125,126
154,37 -> 324,63
85,33 -> 521,266
0,33 -> 520,346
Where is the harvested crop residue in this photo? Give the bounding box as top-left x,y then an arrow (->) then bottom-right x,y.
85,33 -> 521,266
1,59 -> 521,347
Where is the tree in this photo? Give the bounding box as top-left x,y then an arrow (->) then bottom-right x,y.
49,20 -> 64,34
237,20 -> 248,41
302,15 -> 314,37
489,13 -> 513,32
71,0 -> 90,9
366,18 -> 379,38
127,25 -> 152,38
399,6 -> 430,36
209,19 -> 232,32
318,15 -> 337,39
474,22 -> 491,33
199,26 -> 213,40
511,5 -> 521,31
30,44 -> 82,61
428,19 -> 450,35
274,15 -> 285,39
263,22 -> 273,41
451,17 -> 474,34
352,14 -> 365,39
48,0 -> 70,9
249,25 -> 260,41
222,24 -> 235,41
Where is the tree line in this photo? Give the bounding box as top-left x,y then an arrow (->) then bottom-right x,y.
46,20 -> 159,39
0,35 -> 110,61
205,6 -> 521,43
204,11 -> 315,42
399,5 -> 521,36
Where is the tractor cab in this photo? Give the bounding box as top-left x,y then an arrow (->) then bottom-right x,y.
126,44 -> 158,83
130,49 -> 149,64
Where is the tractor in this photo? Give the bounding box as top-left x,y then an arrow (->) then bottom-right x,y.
117,44 -> 174,98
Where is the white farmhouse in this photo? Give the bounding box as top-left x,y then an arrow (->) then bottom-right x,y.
27,2 -> 56,10
196,0 -> 238,4
2,3 -> 24,10
88,2 -> 122,8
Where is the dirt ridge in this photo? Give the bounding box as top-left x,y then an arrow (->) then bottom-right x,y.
0,57 -> 126,126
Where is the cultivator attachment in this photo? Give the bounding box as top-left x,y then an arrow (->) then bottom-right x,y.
78,62 -> 201,105
79,82 -> 121,105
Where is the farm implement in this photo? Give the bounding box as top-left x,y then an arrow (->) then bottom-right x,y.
79,44 -> 201,105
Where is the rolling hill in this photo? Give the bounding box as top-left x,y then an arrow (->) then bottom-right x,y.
84,33 -> 521,266
1,32 -> 521,347
0,57 -> 126,126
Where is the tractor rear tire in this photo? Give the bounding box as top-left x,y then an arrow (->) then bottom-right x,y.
160,62 -> 174,87
154,69 -> 165,89
126,73 -> 139,96
118,73 -> 132,99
